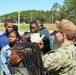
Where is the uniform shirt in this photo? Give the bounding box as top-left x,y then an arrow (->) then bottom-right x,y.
0,45 -> 12,75
42,42 -> 76,75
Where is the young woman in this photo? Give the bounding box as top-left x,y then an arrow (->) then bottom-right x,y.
10,42 -> 45,75
0,31 -> 20,75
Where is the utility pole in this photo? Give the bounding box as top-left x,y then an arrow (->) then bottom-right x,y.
51,8 -> 53,24
18,0 -> 20,31
30,13 -> 33,21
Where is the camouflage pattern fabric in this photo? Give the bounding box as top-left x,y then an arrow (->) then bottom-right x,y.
42,43 -> 76,75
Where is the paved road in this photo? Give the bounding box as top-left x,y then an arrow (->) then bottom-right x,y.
0,30 -> 26,35
0,29 -> 53,35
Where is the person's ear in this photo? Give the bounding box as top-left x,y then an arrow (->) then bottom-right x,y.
63,33 -> 66,38
19,54 -> 23,59
18,55 -> 23,63
62,33 -> 66,41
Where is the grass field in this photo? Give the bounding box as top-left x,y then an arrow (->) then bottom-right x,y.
0,23 -> 51,31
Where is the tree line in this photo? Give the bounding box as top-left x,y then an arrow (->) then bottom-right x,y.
0,0 -> 76,24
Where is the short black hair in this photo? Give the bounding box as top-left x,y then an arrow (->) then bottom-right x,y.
30,20 -> 38,26
4,19 -> 13,26
13,25 -> 18,32
23,32 -> 31,42
36,19 -> 43,26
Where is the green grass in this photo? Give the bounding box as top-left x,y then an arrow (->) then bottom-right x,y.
0,24 -> 4,29
0,23 -> 51,30
20,25 -> 30,30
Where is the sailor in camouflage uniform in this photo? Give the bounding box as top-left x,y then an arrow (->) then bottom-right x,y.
42,19 -> 76,75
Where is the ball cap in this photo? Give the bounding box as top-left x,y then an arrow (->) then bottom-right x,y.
50,19 -> 76,36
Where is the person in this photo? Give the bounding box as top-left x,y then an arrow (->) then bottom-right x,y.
30,20 -> 50,55
9,42 -> 45,75
36,19 -> 50,38
0,31 -> 20,75
49,30 -> 60,50
50,20 -> 60,50
42,19 -> 76,75
0,19 -> 13,50
12,25 -> 21,43
36,19 -> 51,53
0,19 -> 13,74
29,20 -> 39,33
29,20 -> 44,49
